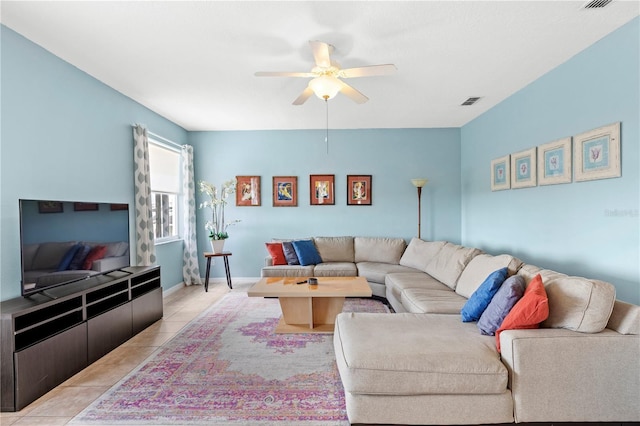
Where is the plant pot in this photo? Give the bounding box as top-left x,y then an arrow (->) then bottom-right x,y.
210,239 -> 225,254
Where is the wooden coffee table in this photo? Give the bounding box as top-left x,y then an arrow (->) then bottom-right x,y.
247,276 -> 372,333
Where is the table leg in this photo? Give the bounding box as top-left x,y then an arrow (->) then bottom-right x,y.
204,257 -> 212,292
223,256 -> 232,289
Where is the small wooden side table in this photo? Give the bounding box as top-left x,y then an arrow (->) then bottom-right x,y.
203,252 -> 232,291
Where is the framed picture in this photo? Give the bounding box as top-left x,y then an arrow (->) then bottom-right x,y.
236,175 -> 261,206
272,176 -> 297,207
347,175 -> 372,205
110,203 -> 129,211
573,122 -> 621,182
38,201 -> 63,213
510,148 -> 537,189
490,155 -> 510,191
538,137 -> 572,186
310,174 -> 335,205
74,202 -> 99,211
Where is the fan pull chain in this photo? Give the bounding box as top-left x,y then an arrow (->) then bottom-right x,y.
325,98 -> 329,154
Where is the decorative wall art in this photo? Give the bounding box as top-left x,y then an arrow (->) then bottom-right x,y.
537,137 -> 572,186
74,202 -> 99,211
490,155 -> 510,191
573,122 -> 621,182
272,176 -> 297,207
110,203 -> 129,211
347,175 -> 372,205
510,148 -> 537,189
236,176 -> 261,206
310,174 -> 335,205
38,201 -> 63,213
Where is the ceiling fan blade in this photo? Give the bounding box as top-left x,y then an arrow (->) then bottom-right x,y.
292,87 -> 314,105
336,80 -> 369,104
309,40 -> 332,68
339,64 -> 397,78
255,71 -> 314,78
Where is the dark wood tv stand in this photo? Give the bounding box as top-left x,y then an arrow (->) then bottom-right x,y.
0,266 -> 163,412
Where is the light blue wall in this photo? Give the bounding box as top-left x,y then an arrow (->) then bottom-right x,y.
461,18 -> 639,304
189,128 -> 461,278
0,26 -> 187,300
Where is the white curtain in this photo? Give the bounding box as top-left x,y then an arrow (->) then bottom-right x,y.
181,145 -> 202,285
133,124 -> 157,266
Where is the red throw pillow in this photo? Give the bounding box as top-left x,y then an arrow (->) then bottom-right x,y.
265,242 -> 287,266
495,273 -> 549,352
82,245 -> 107,270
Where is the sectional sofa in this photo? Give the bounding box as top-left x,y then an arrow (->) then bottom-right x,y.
262,236 -> 640,424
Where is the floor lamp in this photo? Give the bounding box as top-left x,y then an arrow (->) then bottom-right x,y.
411,179 -> 428,239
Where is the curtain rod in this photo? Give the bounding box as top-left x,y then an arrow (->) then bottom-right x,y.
131,124 -> 183,150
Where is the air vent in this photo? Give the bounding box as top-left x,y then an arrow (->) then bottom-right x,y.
461,97 -> 481,106
583,0 -> 612,9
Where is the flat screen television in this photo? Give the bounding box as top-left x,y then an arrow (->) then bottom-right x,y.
19,199 -> 131,297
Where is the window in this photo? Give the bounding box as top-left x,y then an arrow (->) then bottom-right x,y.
148,140 -> 181,242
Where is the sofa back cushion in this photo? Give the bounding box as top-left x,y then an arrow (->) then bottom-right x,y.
31,241 -> 77,270
423,243 -> 482,290
314,236 -> 354,263
607,300 -> 640,335
354,237 -> 406,265
542,275 -> 616,333
399,238 -> 446,271
456,254 -> 523,298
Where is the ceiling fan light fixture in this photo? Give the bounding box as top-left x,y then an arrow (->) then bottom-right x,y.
308,75 -> 341,100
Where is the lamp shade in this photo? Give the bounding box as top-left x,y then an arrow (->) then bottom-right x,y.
411,178 -> 428,188
309,75 -> 341,100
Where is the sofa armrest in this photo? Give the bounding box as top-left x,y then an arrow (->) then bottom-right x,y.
264,256 -> 274,267
500,328 -> 640,423
92,256 -> 129,272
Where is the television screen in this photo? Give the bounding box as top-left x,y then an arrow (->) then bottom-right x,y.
20,199 -> 131,297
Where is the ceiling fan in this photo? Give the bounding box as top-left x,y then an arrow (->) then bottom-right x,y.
255,40 -> 397,105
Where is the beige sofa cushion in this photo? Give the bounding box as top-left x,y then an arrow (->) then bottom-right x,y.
541,275 -> 616,333
385,272 -> 450,302
313,236 -> 354,263
401,288 -> 467,314
334,312 -> 508,395
456,254 -> 523,299
607,300 -> 640,335
354,237 -> 406,264
356,262 -> 416,284
261,265 -> 314,277
313,262 -> 357,277
423,243 -> 482,290
399,238 -> 446,271
30,241 -> 77,270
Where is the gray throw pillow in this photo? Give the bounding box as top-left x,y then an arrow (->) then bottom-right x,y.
281,241 -> 300,265
477,275 -> 525,335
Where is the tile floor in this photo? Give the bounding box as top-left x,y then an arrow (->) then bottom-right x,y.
0,279 -> 249,426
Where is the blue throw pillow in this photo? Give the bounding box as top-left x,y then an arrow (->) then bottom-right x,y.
68,244 -> 91,270
477,275 -> 525,335
57,244 -> 81,271
460,267 -> 508,322
281,241 -> 300,265
292,240 -> 323,266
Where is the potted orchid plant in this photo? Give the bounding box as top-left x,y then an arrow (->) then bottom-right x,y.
199,179 -> 240,253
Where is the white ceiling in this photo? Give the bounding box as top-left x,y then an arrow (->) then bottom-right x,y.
1,1 -> 638,131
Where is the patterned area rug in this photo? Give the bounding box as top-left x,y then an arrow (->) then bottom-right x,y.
71,291 -> 389,425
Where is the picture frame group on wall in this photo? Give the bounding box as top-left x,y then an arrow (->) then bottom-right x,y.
236,175 -> 261,206
490,121 -> 621,192
573,122 -> 621,182
272,176 -> 297,207
310,174 -> 335,205
347,175 -> 372,205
